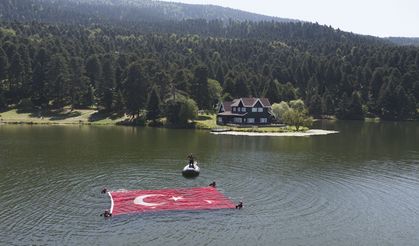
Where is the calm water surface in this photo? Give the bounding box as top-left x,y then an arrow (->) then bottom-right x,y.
0,121 -> 418,245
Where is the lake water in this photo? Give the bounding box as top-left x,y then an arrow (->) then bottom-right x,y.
0,122 -> 418,245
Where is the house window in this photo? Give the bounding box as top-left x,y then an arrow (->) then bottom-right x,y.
260,118 -> 268,123
252,108 -> 257,112
241,107 -> 246,112
218,117 -> 223,123
247,118 -> 255,123
233,117 -> 243,123
258,108 -> 263,112
233,107 -> 236,112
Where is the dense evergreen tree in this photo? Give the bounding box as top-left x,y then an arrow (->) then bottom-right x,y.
18,45 -> 32,96
346,92 -> 364,120
8,52 -> 24,101
308,94 -> 322,117
68,57 -> 90,108
280,82 -> 297,102
336,92 -> 350,119
378,80 -> 415,120
223,76 -> 235,97
146,87 -> 162,122
98,56 -> 116,112
46,54 -> 69,107
173,69 -> 192,97
264,79 -> 280,103
369,68 -> 384,101
0,48 -> 9,83
122,63 -> 147,117
234,74 -> 251,98
192,65 -> 210,109
321,90 -> 335,115
85,55 -> 102,90
31,48 -> 49,108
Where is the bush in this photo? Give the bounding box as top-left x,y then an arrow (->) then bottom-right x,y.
271,101 -> 290,122
289,99 -> 306,112
282,109 -> 313,131
17,98 -> 34,112
165,97 -> 198,126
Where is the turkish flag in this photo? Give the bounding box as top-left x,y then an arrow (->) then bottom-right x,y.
108,187 -> 236,215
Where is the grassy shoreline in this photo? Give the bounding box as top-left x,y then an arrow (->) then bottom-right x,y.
0,109 -> 307,132
194,114 -> 308,132
0,109 -> 127,126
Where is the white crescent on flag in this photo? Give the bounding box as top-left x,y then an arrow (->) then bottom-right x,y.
134,194 -> 166,207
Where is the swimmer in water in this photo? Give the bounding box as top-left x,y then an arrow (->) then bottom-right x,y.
209,181 -> 216,188
100,210 -> 112,217
101,188 -> 107,194
236,201 -> 243,209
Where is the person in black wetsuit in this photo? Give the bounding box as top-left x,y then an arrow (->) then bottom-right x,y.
100,210 -> 112,217
187,154 -> 195,168
209,181 -> 216,188
236,201 -> 243,209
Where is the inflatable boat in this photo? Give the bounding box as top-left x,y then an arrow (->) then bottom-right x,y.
182,162 -> 200,177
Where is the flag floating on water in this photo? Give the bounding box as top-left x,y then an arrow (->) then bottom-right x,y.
108,187 -> 236,215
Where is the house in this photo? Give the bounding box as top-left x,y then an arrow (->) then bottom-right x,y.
216,98 -> 273,125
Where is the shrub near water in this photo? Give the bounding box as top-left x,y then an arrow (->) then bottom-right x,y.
165,97 -> 198,126
272,100 -> 313,131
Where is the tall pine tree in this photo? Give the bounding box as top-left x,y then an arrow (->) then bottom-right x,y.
146,86 -> 162,122
97,56 -> 115,112
122,63 -> 147,117
192,65 -> 210,109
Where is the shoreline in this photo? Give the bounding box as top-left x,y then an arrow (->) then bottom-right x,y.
1,110 -> 337,136
0,109 -> 127,126
210,129 -> 339,137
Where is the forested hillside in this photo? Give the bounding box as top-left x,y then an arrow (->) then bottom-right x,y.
386,37 -> 419,47
0,0 -> 294,24
0,0 -> 418,121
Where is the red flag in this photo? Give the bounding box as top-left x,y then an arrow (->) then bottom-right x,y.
108,187 -> 236,215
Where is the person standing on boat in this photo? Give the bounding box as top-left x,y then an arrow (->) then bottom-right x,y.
188,154 -> 195,168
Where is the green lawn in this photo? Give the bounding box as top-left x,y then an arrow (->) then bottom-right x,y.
0,110 -> 308,132
0,109 -> 128,125
193,113 -> 308,132
194,114 -> 218,129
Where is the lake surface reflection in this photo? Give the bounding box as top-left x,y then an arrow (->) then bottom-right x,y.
0,121 -> 418,245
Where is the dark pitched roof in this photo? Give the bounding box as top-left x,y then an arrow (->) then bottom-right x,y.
230,98 -> 271,107
221,100 -> 237,112
230,98 -> 242,107
260,98 -> 271,107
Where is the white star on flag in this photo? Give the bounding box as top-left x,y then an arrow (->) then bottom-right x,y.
169,196 -> 184,202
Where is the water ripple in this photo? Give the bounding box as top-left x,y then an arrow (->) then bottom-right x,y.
1,125 -> 419,245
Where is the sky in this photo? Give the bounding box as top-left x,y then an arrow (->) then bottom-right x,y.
162,0 -> 419,37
